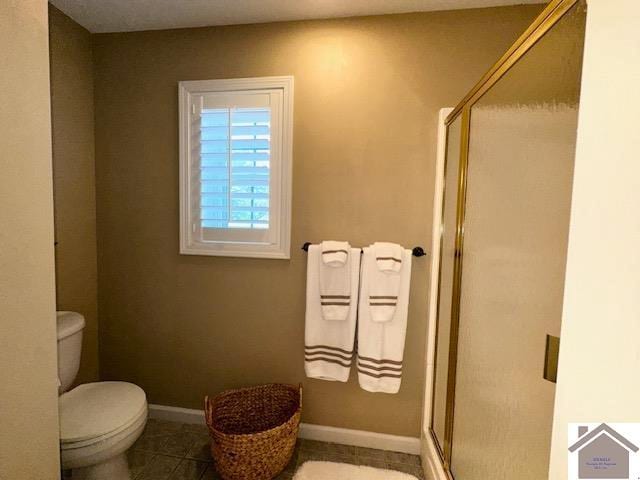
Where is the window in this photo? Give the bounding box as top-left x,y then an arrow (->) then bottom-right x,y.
179,76 -> 293,258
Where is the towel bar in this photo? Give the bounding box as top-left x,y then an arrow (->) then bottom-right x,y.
301,242 -> 426,257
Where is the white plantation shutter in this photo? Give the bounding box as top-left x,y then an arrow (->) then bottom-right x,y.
179,77 -> 293,258
196,93 -> 271,229
203,108 -> 270,230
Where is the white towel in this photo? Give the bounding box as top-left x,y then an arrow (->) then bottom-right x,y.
319,241 -> 352,321
321,240 -> 350,266
373,242 -> 404,273
357,246 -> 412,393
368,242 -> 405,322
305,245 -> 360,382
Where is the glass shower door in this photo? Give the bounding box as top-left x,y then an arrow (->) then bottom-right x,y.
449,2 -> 586,479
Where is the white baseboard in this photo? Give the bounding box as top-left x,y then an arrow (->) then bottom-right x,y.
148,404 -> 420,455
149,403 -> 207,425
299,423 -> 420,455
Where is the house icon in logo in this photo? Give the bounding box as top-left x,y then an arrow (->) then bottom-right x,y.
569,424 -> 639,479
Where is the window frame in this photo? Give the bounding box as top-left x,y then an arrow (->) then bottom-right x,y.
179,76 -> 293,259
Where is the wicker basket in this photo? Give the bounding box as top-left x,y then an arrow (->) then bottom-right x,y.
204,384 -> 302,480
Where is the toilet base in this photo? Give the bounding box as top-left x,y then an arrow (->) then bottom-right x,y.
71,453 -> 131,480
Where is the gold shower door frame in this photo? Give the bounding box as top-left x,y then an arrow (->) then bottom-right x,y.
428,0 -> 582,474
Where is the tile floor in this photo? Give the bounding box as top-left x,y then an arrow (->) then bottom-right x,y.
126,418 -> 425,479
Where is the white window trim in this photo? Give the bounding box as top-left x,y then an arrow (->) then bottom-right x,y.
179,76 -> 293,259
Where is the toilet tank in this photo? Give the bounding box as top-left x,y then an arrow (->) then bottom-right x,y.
56,311 -> 85,393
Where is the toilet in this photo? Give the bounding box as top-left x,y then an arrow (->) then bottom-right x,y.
57,311 -> 147,479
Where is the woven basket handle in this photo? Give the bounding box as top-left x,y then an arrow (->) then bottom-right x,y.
298,383 -> 303,410
204,395 -> 214,428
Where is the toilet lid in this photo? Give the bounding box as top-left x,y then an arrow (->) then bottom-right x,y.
59,382 -> 147,443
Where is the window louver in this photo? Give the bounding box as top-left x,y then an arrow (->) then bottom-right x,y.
195,107 -> 271,230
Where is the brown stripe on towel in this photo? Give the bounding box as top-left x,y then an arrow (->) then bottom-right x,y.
322,249 -> 349,255
357,368 -> 402,379
305,348 -> 353,361
306,356 -> 352,368
358,361 -> 402,373
321,295 -> 351,299
321,302 -> 350,306
376,256 -> 402,263
369,303 -> 397,306
306,344 -> 354,355
369,296 -> 398,300
357,355 -> 403,366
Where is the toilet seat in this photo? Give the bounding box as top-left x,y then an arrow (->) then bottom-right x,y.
60,381 -> 147,449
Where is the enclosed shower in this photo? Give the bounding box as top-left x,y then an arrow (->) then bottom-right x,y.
424,1 -> 587,478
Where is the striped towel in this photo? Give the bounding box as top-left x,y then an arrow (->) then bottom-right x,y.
368,242 -> 404,322
372,242 -> 403,273
357,245 -> 412,393
319,241 -> 352,321
305,245 -> 361,382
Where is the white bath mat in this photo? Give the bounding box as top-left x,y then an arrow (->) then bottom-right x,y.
293,461 -> 419,479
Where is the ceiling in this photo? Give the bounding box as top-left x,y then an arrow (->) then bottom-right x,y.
50,0 -> 546,34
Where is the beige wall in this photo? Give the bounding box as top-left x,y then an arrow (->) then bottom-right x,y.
549,0 -> 640,476
0,1 -> 60,478
93,5 -> 541,436
49,4 -> 99,384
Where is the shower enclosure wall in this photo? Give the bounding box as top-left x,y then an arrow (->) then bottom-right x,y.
425,1 -> 587,478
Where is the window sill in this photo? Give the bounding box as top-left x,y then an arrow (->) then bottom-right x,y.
179,243 -> 291,259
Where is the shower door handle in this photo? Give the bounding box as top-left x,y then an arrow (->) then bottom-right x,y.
543,334 -> 560,383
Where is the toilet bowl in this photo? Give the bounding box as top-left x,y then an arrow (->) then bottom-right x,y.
57,312 -> 148,480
